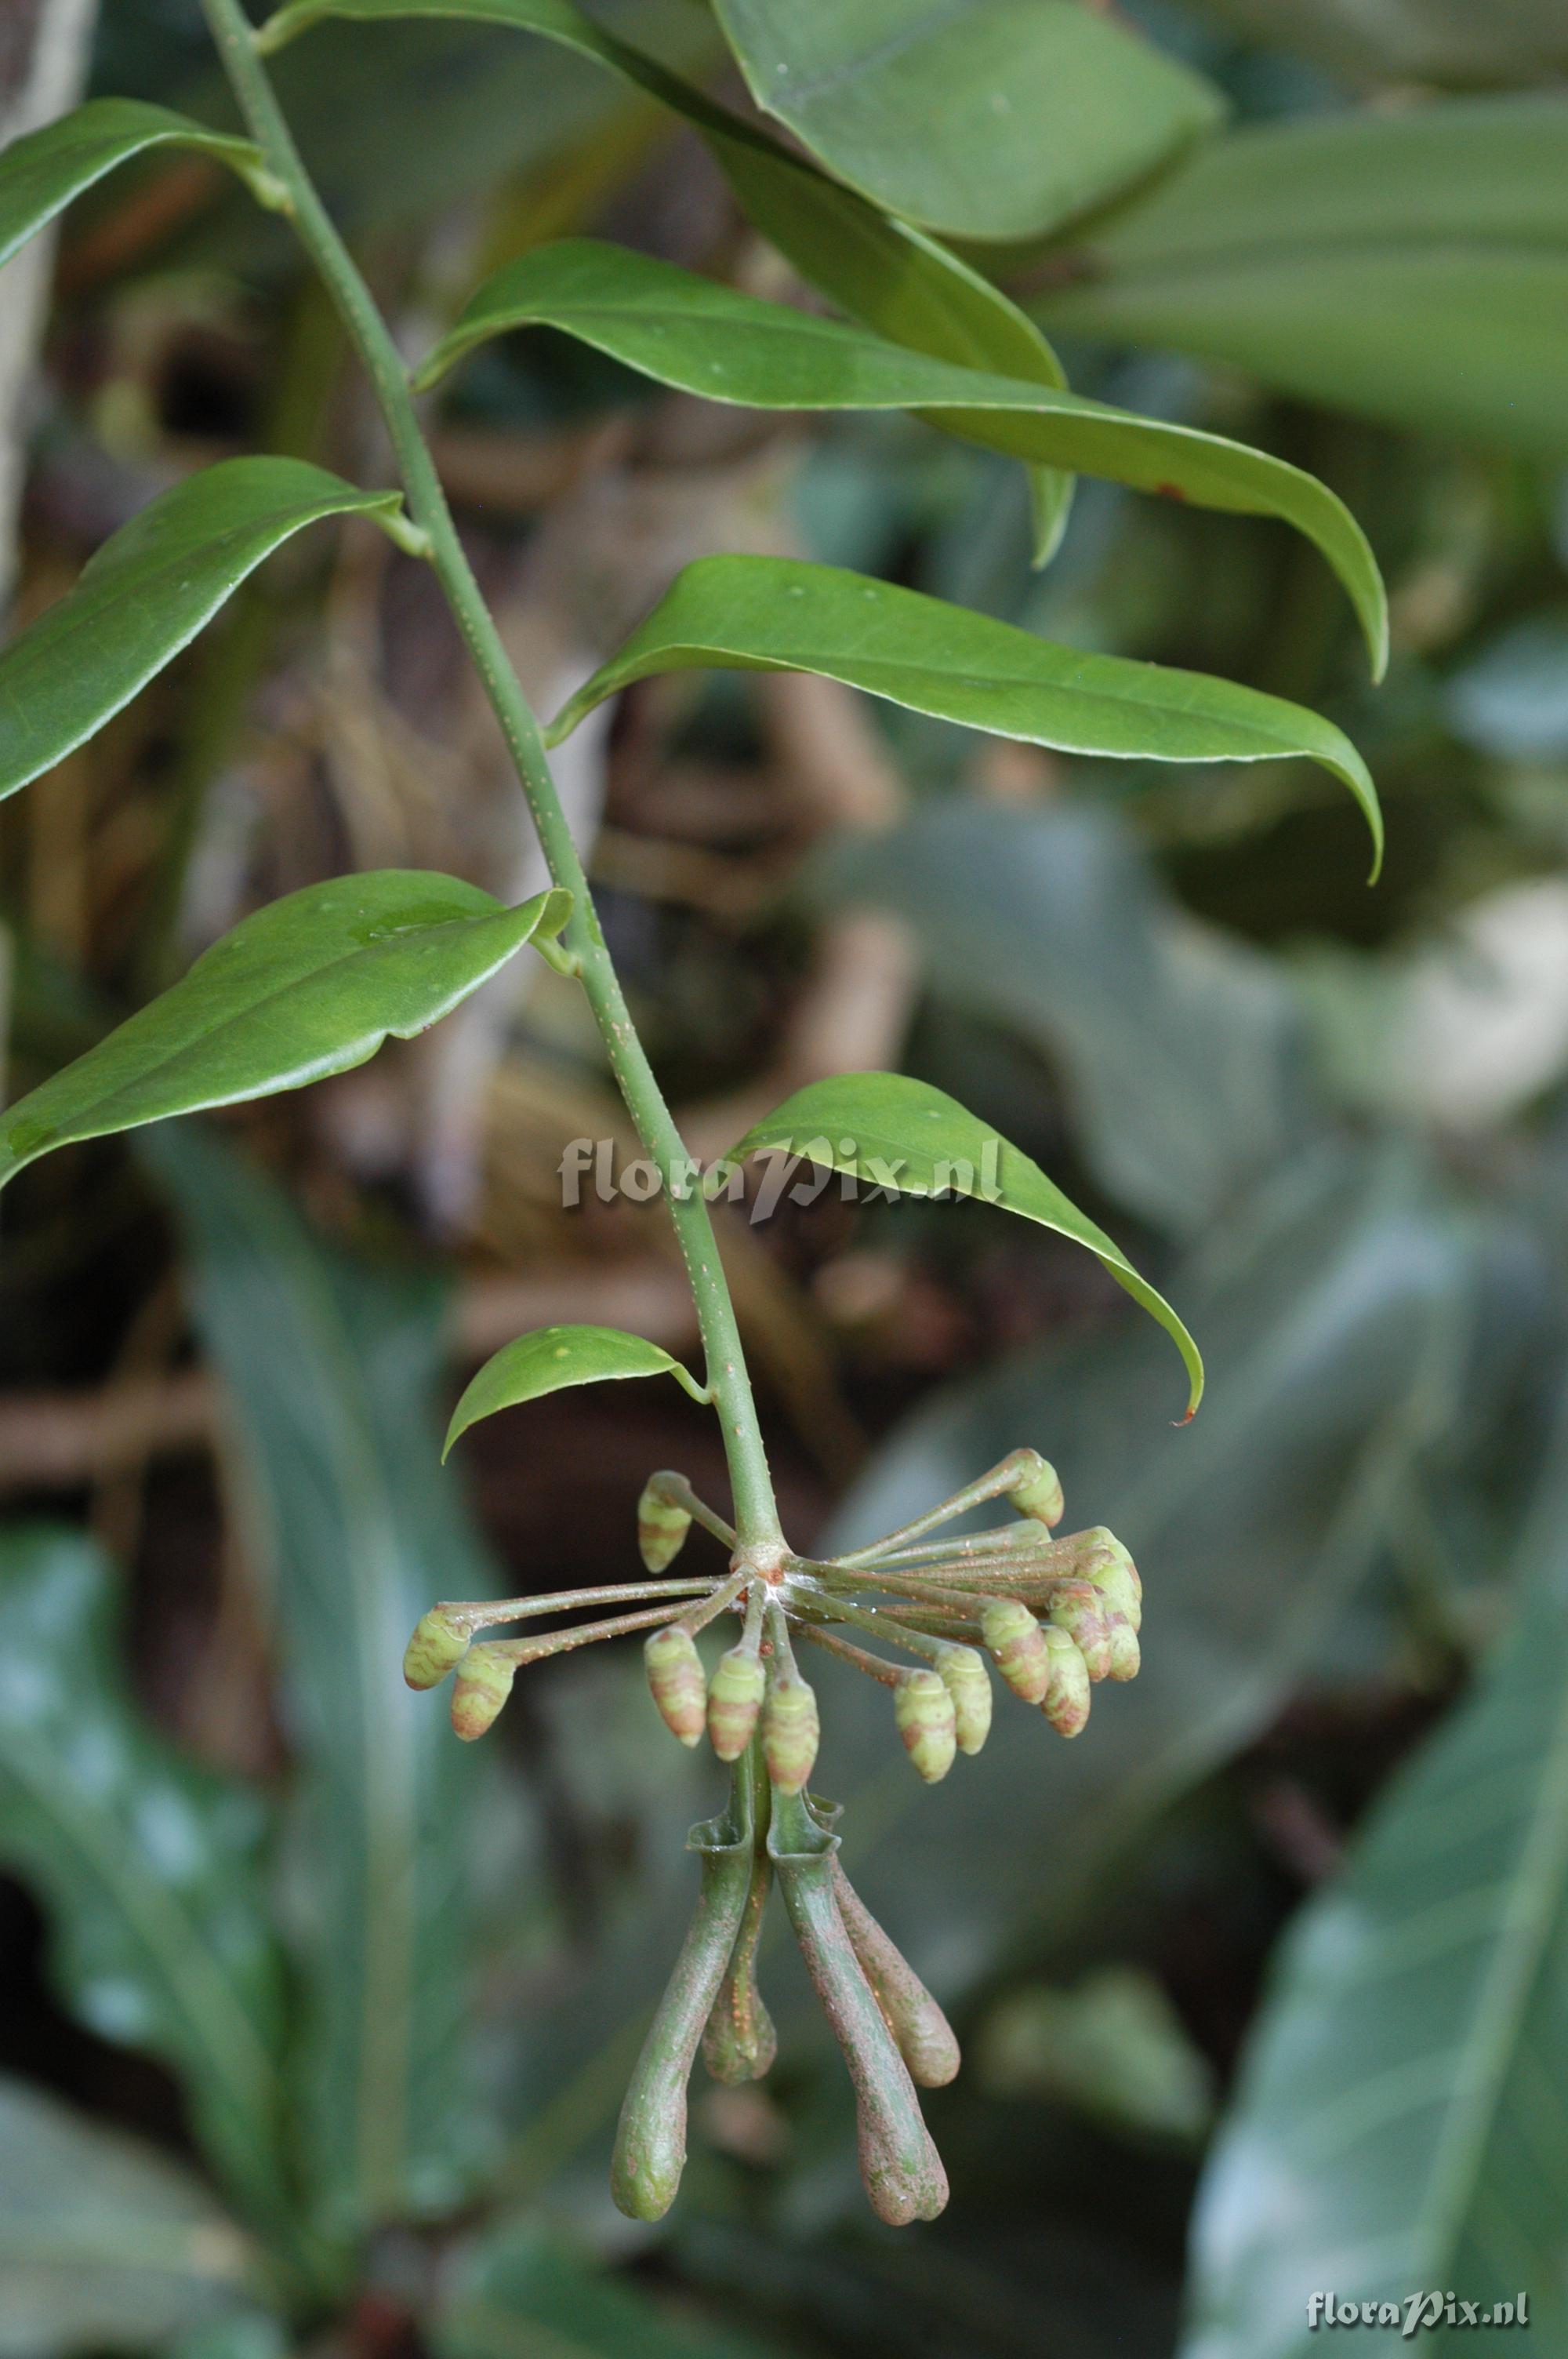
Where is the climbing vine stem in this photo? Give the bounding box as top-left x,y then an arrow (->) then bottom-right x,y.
198,0 -> 782,1555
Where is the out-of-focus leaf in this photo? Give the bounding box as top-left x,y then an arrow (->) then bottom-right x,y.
0,2077 -> 267,2359
0,459 -> 403,803
151,1130 -> 502,2234
0,1529 -> 292,2235
258,0 -> 1075,558
1185,0 -> 1568,88
726,1068 -> 1204,1413
435,2219 -> 779,2359
819,801 -> 1316,1238
978,1968 -> 1214,2141
815,1145 -> 1479,2006
709,0 -> 1224,243
0,879 -> 570,1191
422,242 -> 1385,674
1179,1387 -> 1568,2358
0,98 -> 271,271
548,557 -> 1381,868
445,1324 -> 710,1459
1033,96 -> 1568,460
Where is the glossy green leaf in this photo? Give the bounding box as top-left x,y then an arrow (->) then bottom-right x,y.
0,2077 -> 266,2359
0,875 -> 570,1190
724,1069 -> 1203,1415
152,1130 -> 507,2231
710,0 -> 1224,243
1180,1401 -> 1568,2358
547,556 -> 1381,874
256,0 -> 1077,557
0,1528 -> 292,2234
0,457 -> 407,803
417,240 -> 1384,671
818,802 -> 1316,1240
436,2219 -> 775,2359
1033,96 -> 1568,460
445,1324 -> 709,1459
0,97 -> 276,274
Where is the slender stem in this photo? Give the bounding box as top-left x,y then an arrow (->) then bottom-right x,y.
199,0 -> 782,1554
677,1566 -> 750,1636
456,1577 -> 715,1632
492,1598 -> 689,1663
832,1453 -> 1036,1567
794,1620 -> 900,1685
819,1565 -> 1005,1616
794,1586 -> 946,1663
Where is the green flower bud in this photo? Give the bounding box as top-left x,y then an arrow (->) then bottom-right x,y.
762,1670 -> 819,1792
1040,1624 -> 1091,1737
449,1643 -> 517,1741
982,1597 -> 1051,1705
403,1605 -> 470,1691
895,1667 -> 957,1784
1007,1449 -> 1065,1528
1045,1579 -> 1115,1682
637,1475 -> 693,1572
1081,1529 -> 1142,1634
706,1644 -> 765,1761
936,1644 -> 993,1755
644,1624 -> 706,1747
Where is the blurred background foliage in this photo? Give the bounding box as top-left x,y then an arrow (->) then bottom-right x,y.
2,0 -> 1568,2353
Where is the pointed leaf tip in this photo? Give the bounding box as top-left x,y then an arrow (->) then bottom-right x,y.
444,1323 -> 710,1456
728,1071 -> 1203,1416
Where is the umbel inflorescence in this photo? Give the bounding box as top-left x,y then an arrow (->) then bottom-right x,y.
405,1448 -> 1141,2226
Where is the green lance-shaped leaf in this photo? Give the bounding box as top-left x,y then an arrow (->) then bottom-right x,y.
0,2076 -> 269,2359
416,239 -> 1384,674
769,1785 -> 948,2226
152,1129 -> 503,2230
0,97 -> 282,274
256,0 -> 1076,559
0,1528 -> 294,2241
1179,1407 -> 1568,2359
1033,96 -> 1568,464
724,1069 -> 1203,1416
612,1762 -> 758,2222
0,874 -> 571,1191
710,0 -> 1224,245
0,457 -> 413,803
444,1322 -> 710,1458
547,554 -> 1379,881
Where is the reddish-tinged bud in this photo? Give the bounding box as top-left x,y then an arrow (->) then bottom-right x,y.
936,1644 -> 992,1755
403,1605 -> 470,1690
450,1644 -> 517,1740
982,1598 -> 1051,1705
1082,1530 -> 1142,1635
895,1667 -> 957,1784
1040,1625 -> 1091,1737
644,1625 -> 706,1747
707,1645 -> 765,1761
1046,1580 -> 1115,1682
637,1475 -> 693,1572
762,1670 -> 819,1792
1007,1450 -> 1065,1528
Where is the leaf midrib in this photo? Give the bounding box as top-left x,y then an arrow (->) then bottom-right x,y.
1416,1624 -> 1568,2284
1,907 -> 517,1172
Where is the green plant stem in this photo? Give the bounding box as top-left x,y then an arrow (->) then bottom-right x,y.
198,0 -> 781,1554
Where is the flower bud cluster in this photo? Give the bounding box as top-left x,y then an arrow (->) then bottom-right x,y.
399,1448 -> 1142,2225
